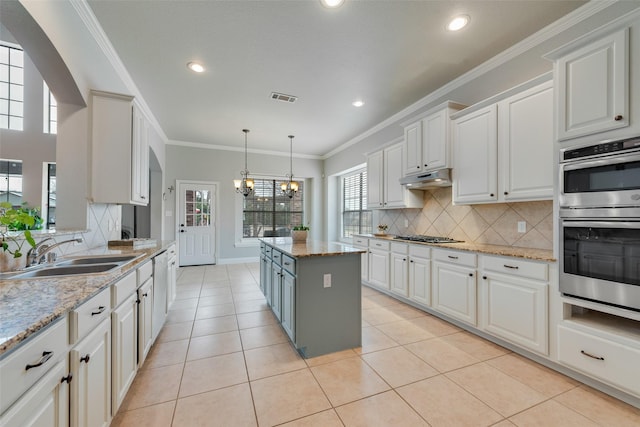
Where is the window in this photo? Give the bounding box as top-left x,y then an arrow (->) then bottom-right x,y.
342,169 -> 371,238
242,178 -> 304,238
0,42 -> 24,131
0,159 -> 23,206
45,163 -> 56,228
43,82 -> 57,134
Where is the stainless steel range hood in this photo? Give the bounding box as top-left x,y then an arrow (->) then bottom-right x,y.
399,169 -> 452,189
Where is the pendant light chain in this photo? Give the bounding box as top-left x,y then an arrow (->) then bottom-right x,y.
233,129 -> 254,197
281,135 -> 299,198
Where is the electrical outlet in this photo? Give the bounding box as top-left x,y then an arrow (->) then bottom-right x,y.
323,273 -> 332,288
517,221 -> 526,233
404,219 -> 409,227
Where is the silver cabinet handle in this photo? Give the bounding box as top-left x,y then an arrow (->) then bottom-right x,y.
580,350 -> 604,361
25,351 -> 53,371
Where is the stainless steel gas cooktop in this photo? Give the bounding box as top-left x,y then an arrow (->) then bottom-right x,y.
393,235 -> 463,244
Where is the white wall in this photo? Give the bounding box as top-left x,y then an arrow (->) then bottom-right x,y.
164,144 -> 323,261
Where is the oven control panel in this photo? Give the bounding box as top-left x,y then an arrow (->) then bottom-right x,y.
562,136 -> 640,161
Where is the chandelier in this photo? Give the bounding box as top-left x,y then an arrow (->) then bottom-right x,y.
234,129 -> 254,197
281,135 -> 299,198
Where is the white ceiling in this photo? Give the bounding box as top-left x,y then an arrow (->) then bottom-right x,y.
87,0 -> 586,158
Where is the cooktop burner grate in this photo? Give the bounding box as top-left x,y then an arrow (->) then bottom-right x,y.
393,235 -> 463,243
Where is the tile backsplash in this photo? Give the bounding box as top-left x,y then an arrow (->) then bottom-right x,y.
375,188 -> 553,250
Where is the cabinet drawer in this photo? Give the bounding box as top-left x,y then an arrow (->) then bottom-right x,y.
282,255 -> 296,275
167,244 -> 176,258
137,260 -> 152,284
353,236 -> 369,247
390,242 -> 408,254
69,287 -> 111,344
409,245 -> 431,259
433,249 -> 476,267
483,255 -> 548,281
112,271 -> 137,308
0,318 -> 68,414
370,239 -> 390,251
558,325 -> 640,396
272,250 -> 282,265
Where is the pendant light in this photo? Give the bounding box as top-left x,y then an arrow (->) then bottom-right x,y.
234,129 -> 254,197
281,135 -> 299,198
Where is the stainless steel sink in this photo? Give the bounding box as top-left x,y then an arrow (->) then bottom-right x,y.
11,263 -> 121,278
55,254 -> 140,266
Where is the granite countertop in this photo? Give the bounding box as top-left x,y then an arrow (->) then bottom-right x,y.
260,237 -> 365,258
358,234 -> 555,262
0,241 -> 175,358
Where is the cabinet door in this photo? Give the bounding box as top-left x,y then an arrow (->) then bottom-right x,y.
481,274 -> 548,355
271,263 -> 282,321
0,360 -> 69,427
384,143 -> 406,207
453,105 -> 498,204
498,81 -> 553,201
403,120 -> 423,175
137,279 -> 153,366
71,318 -> 111,427
432,261 -> 476,326
422,108 -> 449,171
131,104 -> 150,205
112,294 -> 138,413
368,249 -> 390,290
409,256 -> 431,306
390,252 -> 408,297
259,254 -> 268,294
366,151 -> 384,208
556,28 -> 629,140
281,270 -> 296,342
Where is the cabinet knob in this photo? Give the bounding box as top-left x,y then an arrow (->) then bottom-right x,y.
504,192 -> 508,195
416,166 -> 420,169
482,276 -> 487,280
424,164 -> 428,168
61,373 -> 73,384
490,193 -> 494,197
403,258 -> 407,261
469,273 -> 473,277
410,260 -> 414,263
614,115 -> 623,121
80,354 -> 91,364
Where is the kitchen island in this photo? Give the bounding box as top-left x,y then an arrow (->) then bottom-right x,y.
259,238 -> 365,358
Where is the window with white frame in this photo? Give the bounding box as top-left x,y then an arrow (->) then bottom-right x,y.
0,41 -> 24,131
0,159 -> 23,206
242,178 -> 304,238
43,81 -> 57,134
342,169 -> 372,238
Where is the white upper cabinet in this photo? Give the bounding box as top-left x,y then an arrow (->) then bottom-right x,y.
453,104 -> 498,204
403,102 -> 465,176
452,77 -> 553,205
550,28 -> 629,141
91,91 -> 150,206
498,80 -> 554,201
367,141 -> 422,209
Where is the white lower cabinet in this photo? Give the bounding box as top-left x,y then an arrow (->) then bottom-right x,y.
0,359 -> 70,427
432,249 -> 477,326
390,243 -> 409,297
368,240 -> 390,290
111,293 -> 138,413
70,317 -> 111,427
137,278 -> 154,366
408,245 -> 431,306
480,255 -> 549,355
558,324 -> 640,397
167,244 -> 177,309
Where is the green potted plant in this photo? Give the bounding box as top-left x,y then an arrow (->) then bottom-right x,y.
291,224 -> 309,242
1,202 -> 42,261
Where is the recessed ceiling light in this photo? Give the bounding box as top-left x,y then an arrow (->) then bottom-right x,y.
447,15 -> 470,32
320,0 -> 345,8
352,100 -> 364,107
187,61 -> 205,73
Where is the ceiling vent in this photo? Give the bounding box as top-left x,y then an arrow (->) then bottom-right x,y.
270,92 -> 297,103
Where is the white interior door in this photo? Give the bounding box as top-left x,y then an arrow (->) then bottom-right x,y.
177,181 -> 216,266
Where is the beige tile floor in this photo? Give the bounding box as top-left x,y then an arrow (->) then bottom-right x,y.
112,263 -> 640,427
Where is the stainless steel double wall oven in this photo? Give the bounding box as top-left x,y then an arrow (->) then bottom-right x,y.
559,136 -> 640,311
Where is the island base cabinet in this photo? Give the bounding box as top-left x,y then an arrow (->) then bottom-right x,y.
71,318 -> 111,427
481,274 -> 548,355
432,261 -> 477,326
271,263 -> 282,321
0,360 -> 69,427
281,270 -> 296,341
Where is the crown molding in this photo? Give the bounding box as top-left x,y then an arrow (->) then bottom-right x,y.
167,139 -> 323,160
322,0 -> 618,160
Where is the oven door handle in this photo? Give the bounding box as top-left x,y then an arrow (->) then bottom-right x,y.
560,151 -> 640,169
561,220 -> 640,229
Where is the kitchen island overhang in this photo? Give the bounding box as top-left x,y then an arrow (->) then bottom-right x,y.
259,238 -> 365,358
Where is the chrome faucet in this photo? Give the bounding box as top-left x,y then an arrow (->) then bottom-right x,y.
26,237 -> 83,267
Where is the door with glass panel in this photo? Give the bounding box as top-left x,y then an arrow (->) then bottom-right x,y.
177,181 -> 216,266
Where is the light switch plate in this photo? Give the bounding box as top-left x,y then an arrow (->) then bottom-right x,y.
323,273 -> 331,288
517,221 -> 526,233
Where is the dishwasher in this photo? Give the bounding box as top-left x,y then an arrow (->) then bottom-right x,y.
152,250 -> 168,341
